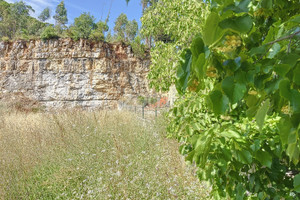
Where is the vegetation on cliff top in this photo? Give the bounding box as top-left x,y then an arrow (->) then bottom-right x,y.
0,0 -> 146,58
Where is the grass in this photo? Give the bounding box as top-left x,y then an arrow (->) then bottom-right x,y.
0,106 -> 209,199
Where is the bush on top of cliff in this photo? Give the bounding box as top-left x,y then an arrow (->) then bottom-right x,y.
40,26 -> 59,40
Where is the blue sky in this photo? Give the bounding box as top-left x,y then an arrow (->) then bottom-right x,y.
6,0 -> 143,32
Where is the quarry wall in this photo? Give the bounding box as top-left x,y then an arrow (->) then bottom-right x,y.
0,39 -> 151,109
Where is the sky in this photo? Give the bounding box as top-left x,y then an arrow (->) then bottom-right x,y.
5,0 -> 143,32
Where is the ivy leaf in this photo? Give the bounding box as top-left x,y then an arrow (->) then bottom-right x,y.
219,15 -> 253,33
203,12 -> 224,46
294,174 -> 300,193
255,99 -> 270,131
209,90 -> 229,115
255,150 -> 272,168
222,76 -> 247,104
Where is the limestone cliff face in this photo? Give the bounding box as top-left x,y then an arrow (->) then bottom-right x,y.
0,39 -> 150,108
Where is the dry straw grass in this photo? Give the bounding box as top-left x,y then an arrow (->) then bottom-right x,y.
0,103 -> 209,199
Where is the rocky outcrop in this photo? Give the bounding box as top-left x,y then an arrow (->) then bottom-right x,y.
0,39 -> 151,109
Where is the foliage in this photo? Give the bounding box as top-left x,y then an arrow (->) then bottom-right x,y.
130,36 -> 146,59
40,26 -> 58,40
141,0 -> 208,91
113,13 -> 138,43
38,7 -> 50,22
1,36 -> 9,42
53,0 -> 67,31
89,21 -> 109,41
0,0 -> 46,39
70,12 -> 95,41
160,0 -> 300,199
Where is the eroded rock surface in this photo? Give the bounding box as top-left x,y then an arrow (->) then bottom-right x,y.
0,39 -> 150,108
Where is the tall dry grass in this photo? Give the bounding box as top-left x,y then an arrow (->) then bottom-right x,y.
0,105 -> 209,199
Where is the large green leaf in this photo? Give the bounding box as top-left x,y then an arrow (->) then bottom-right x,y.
274,64 -> 291,77
222,76 -> 247,104
255,150 -> 272,168
209,90 -> 229,114
176,49 -> 192,94
237,150 -> 252,164
261,0 -> 273,9
236,183 -> 246,200
255,99 -> 270,130
278,117 -> 294,145
294,174 -> 300,193
219,15 -> 253,33
193,53 -> 206,80
287,143 -> 299,165
191,36 -> 205,58
279,79 -> 300,113
203,12 -> 224,46
293,64 -> 300,86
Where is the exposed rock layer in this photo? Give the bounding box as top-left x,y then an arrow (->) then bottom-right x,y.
0,39 -> 150,108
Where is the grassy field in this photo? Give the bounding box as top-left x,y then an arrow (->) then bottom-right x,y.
0,105 -> 209,199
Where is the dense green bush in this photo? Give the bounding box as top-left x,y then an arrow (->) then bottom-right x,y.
40,26 -> 59,40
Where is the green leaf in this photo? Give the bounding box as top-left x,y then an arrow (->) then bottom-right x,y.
274,64 -> 291,77
279,79 -> 292,99
219,15 -> 253,33
287,143 -> 299,165
255,99 -> 270,130
278,117 -> 293,145
236,183 -> 246,200
261,0 -> 273,9
281,54 -> 300,68
249,45 -> 268,56
203,12 -> 224,46
255,150 -> 272,168
294,174 -> 300,193
191,36 -> 205,58
237,150 -> 252,164
267,43 -> 281,58
219,130 -> 241,139
250,139 -> 261,152
176,49 -> 192,94
193,53 -> 206,80
246,95 -> 259,108
209,90 -> 229,115
293,64 -> 300,86
222,76 -> 247,104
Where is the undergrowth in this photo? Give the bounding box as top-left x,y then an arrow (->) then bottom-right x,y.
0,106 -> 209,199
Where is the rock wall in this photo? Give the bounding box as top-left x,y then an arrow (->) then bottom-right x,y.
0,39 -> 151,109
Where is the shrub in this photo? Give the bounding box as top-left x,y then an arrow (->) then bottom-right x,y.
40,26 -> 59,40
1,36 -> 9,42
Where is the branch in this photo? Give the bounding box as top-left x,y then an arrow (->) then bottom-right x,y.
266,30 -> 300,46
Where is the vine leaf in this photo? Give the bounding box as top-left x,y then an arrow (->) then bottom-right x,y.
255,99 -> 270,131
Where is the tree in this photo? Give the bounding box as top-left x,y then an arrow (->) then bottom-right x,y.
70,12 -> 95,40
113,13 -> 128,41
53,0 -> 68,29
146,0 -> 300,198
125,19 -> 138,42
38,7 -> 50,22
89,20 -> 109,41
